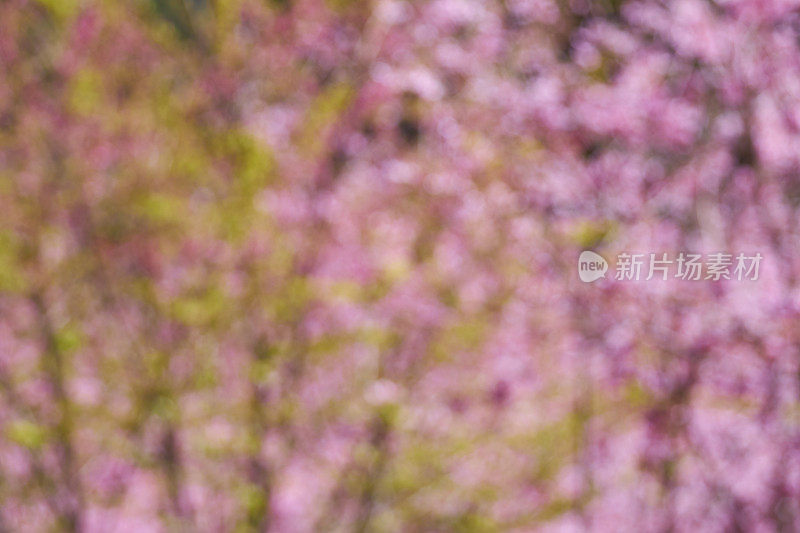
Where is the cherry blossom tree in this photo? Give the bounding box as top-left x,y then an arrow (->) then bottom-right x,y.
2,0 -> 800,530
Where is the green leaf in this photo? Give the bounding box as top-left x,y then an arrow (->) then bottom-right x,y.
34,0 -> 81,20
568,219 -> 615,248
68,68 -> 104,116
220,130 -> 276,196
54,325 -> 83,354
6,420 -> 48,450
299,83 -> 353,155
0,231 -> 26,293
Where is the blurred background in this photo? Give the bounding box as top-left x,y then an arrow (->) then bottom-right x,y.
2,0 -> 800,530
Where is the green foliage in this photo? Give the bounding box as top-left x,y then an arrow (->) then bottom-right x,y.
237,482 -> 268,531
34,0 -> 82,20
299,83 -> 353,155
430,317 -> 487,362
270,277 -> 312,322
5,420 -> 48,450
533,497 -> 576,522
324,0 -> 368,13
568,219 -> 616,248
133,192 -> 188,228
452,510 -> 499,533
148,0 -> 204,43
0,231 -> 26,293
171,285 -> 228,326
623,379 -> 654,409
220,129 -> 276,195
54,325 -> 84,354
68,68 -> 104,117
